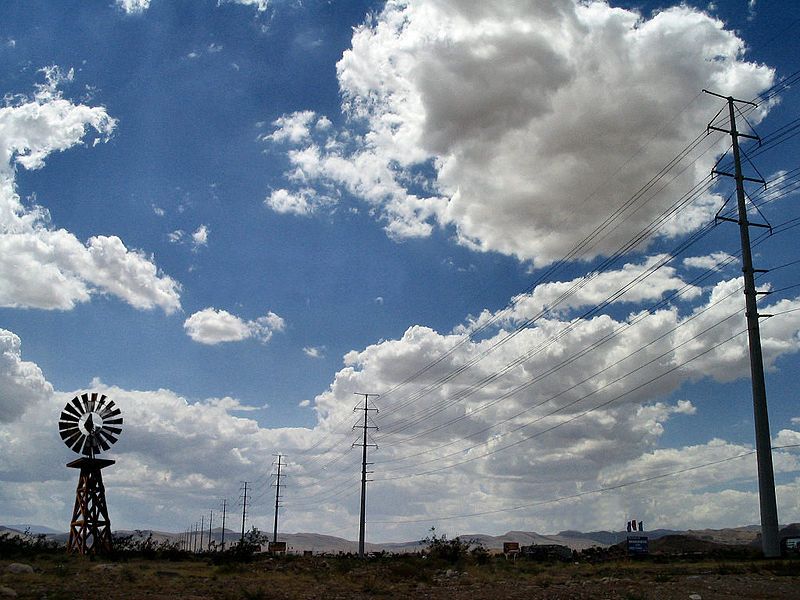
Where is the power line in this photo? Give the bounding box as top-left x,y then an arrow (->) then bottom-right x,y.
368,444 -> 800,525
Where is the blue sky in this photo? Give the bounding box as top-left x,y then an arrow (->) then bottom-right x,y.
1,0 -> 800,542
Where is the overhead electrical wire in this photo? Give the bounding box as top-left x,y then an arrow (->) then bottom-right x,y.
367,444 -> 800,525
275,82 -> 800,508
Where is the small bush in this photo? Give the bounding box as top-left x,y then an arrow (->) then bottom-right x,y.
424,527 -> 473,564
0,529 -> 60,557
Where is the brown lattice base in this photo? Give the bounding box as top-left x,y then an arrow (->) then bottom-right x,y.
66,457 -> 115,555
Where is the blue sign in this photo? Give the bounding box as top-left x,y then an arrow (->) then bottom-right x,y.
627,535 -> 649,555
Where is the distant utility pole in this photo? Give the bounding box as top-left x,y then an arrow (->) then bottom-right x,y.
704,89 -> 780,558
199,514 -> 204,552
272,454 -> 285,544
353,393 -> 379,558
207,509 -> 214,552
221,499 -> 227,551
240,482 -> 249,544
193,522 -> 198,553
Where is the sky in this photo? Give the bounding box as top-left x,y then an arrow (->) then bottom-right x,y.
1,0 -> 800,544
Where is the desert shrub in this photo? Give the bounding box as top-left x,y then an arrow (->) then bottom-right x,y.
111,530 -> 182,560
210,527 -> 268,564
0,529 -> 60,557
423,527 -> 474,564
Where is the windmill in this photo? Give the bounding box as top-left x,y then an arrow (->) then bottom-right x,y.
59,392 -> 123,554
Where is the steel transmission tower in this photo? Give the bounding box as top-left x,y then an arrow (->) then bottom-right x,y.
704,89 -> 780,557
207,509 -> 214,551
240,482 -> 249,544
220,499 -> 227,551
272,454 -> 285,544
353,393 -> 379,558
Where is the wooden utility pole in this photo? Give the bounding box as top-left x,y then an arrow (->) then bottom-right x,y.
704,89 -> 780,557
353,393 -> 379,558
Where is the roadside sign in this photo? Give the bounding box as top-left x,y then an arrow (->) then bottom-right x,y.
268,541 -> 287,554
503,541 -> 520,554
627,536 -> 649,555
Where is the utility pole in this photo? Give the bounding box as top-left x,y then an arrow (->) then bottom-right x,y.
193,522 -> 198,553
704,89 -> 780,557
199,514 -> 204,552
221,499 -> 227,551
272,454 -> 285,544
240,482 -> 249,544
353,393 -> 379,558
208,509 -> 214,551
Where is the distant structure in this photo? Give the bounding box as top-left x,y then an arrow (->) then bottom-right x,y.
59,392 -> 123,555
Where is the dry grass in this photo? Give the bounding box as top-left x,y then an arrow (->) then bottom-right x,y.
1,552 -> 799,599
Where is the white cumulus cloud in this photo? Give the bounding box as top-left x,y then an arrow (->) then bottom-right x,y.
0,70 -> 181,314
267,0 -> 775,264
184,307 -> 285,345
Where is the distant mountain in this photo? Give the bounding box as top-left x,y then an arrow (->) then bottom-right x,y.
4,523 -> 794,553
6,524 -> 61,535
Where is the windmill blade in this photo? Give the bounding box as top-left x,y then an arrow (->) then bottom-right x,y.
62,403 -> 82,420
95,394 -> 108,414
96,436 -> 110,452
103,417 -> 123,427
98,428 -> 119,445
58,421 -> 79,431
81,434 -> 99,456
59,414 -> 80,426
80,393 -> 91,410
70,434 -> 86,454
102,425 -> 122,436
59,417 -> 79,429
71,397 -> 84,415
61,428 -> 83,446
99,402 -> 119,418
97,429 -> 117,446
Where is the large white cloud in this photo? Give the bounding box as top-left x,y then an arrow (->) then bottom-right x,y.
2,255 -> 800,536
184,307 -> 286,345
0,69 -> 182,313
0,330 -> 53,423
266,0 -> 775,264
293,263 -> 800,538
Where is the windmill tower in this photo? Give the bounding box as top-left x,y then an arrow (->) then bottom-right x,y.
59,392 -> 123,555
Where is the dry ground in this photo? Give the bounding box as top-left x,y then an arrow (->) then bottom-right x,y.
1,553 -> 798,599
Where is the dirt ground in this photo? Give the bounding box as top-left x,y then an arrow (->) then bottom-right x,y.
2,554 -> 798,599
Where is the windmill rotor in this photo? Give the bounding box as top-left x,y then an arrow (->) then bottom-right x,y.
59,392 -> 123,458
